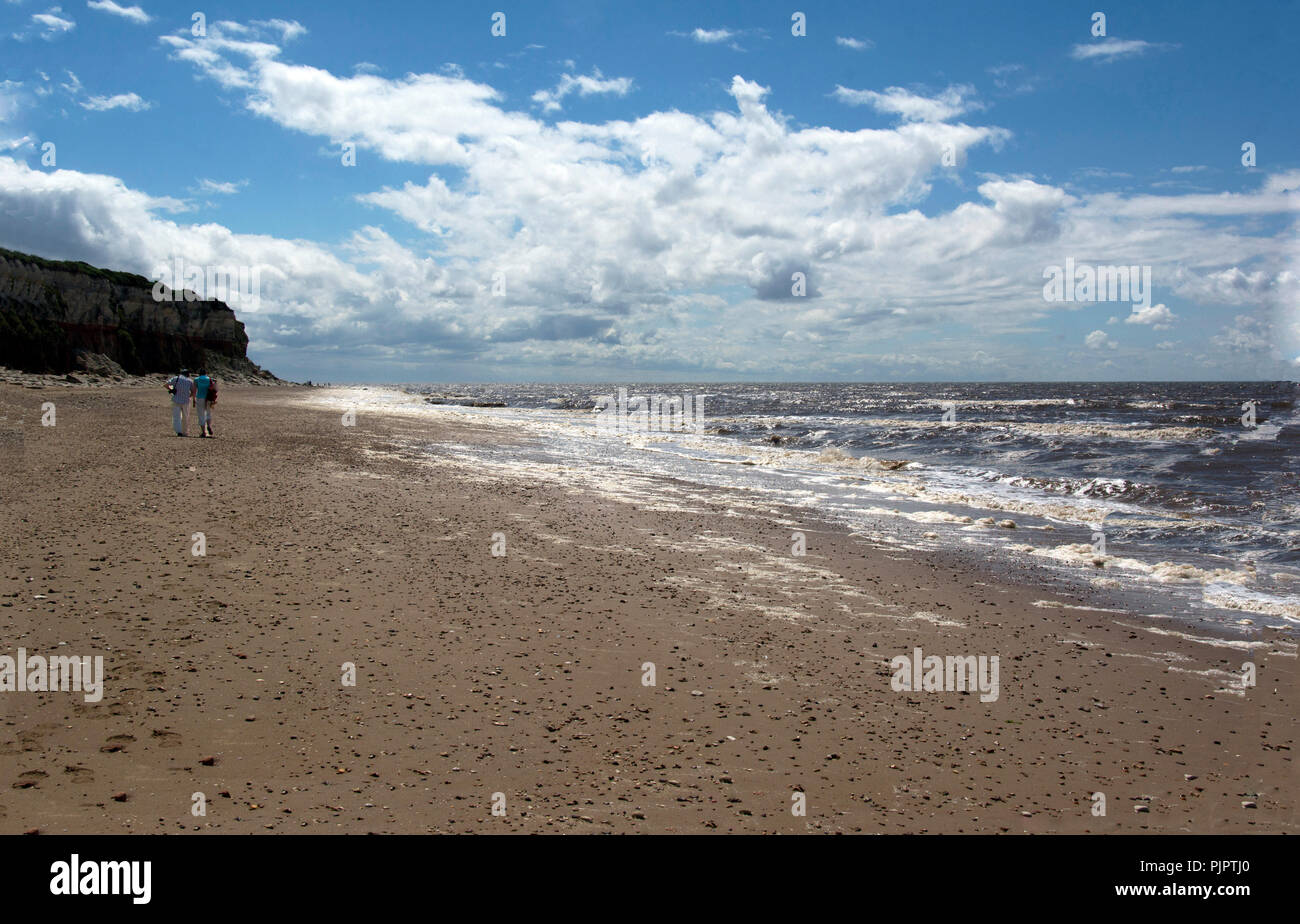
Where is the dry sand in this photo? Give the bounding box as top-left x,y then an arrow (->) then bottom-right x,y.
0,384 -> 1294,833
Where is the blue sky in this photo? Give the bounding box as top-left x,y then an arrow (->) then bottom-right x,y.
1,0 -> 1297,382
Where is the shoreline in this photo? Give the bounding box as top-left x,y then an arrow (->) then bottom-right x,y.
0,383 -> 1294,833
312,384 -> 1300,636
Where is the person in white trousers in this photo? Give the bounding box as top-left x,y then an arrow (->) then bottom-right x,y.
167,368 -> 195,436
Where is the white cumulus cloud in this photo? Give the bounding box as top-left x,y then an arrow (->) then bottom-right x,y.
1086,330 -> 1117,350
17,6 -> 76,40
832,84 -> 981,122
1070,38 -> 1165,62
86,1 -> 150,24
195,178 -> 248,195
1124,303 -> 1177,329
689,27 -> 734,43
80,92 -> 150,111
531,70 -> 633,113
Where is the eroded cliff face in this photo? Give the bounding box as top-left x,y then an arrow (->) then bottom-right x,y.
0,248 -> 278,382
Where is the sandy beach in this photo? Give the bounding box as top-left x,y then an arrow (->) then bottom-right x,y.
0,382 -> 1294,834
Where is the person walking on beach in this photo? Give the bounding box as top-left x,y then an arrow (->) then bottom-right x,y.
166,367 -> 194,436
193,368 -> 215,438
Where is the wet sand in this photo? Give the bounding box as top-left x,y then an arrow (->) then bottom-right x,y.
0,383 -> 1294,833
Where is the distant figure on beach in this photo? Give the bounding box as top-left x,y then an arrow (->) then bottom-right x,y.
166,368 -> 194,436
193,368 -> 216,438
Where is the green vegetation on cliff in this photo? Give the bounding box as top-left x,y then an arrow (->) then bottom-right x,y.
0,247 -> 152,289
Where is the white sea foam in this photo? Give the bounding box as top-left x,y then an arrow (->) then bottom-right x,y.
1203,583 -> 1300,621
1032,542 -> 1261,588
296,387 -> 1299,631
838,417 -> 1218,442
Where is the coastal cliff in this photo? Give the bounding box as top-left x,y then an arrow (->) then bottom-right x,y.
0,248 -> 278,383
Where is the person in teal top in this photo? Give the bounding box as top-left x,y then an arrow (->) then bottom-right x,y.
193,369 -> 215,437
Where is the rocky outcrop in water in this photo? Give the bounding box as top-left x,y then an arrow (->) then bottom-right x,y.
0,248 -> 278,383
